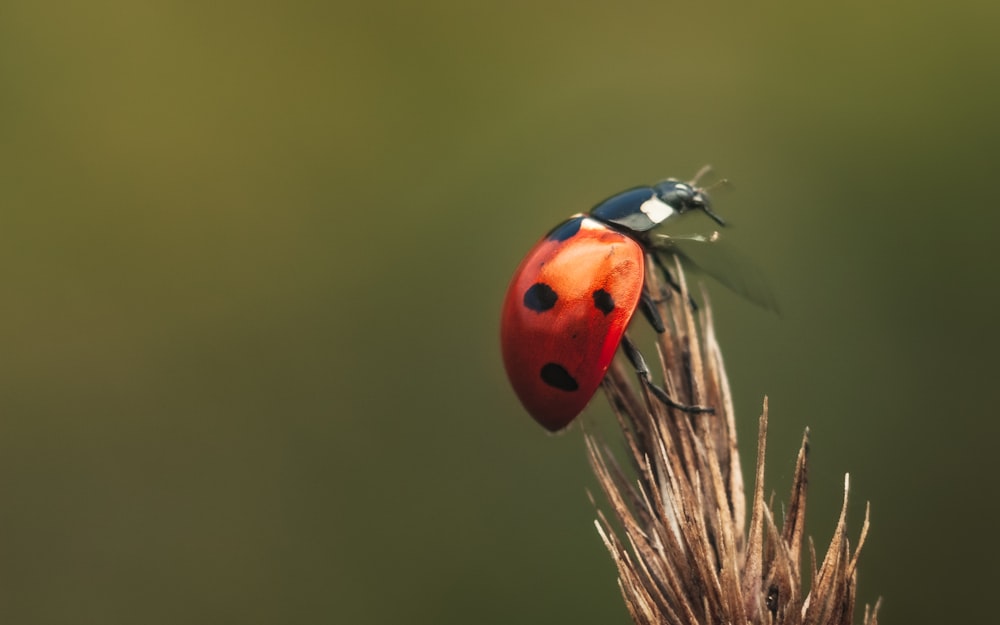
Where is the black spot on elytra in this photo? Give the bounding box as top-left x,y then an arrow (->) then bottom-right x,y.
546,216 -> 583,242
523,283 -> 557,312
593,288 -> 615,315
540,363 -> 578,391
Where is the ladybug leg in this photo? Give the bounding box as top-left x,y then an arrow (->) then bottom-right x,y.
652,253 -> 682,293
620,335 -> 714,414
652,254 -> 699,311
639,292 -> 666,333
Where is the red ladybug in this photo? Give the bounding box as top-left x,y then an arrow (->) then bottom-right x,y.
500,177 -> 726,431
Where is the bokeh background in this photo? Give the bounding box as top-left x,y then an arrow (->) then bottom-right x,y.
2,1 -> 998,623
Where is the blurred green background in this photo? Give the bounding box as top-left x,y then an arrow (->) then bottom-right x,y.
2,1 -> 998,623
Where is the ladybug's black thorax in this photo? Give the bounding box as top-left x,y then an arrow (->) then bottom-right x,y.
589,187 -> 663,234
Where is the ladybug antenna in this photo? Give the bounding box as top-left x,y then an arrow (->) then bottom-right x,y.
689,164 -> 714,187
690,166 -> 730,226
703,177 -> 732,193
690,165 -> 732,194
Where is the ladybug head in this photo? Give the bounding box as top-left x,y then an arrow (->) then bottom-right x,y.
653,180 -> 726,227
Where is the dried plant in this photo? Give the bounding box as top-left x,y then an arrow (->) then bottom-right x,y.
585,256 -> 880,625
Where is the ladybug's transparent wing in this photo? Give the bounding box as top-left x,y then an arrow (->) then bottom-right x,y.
648,233 -> 780,314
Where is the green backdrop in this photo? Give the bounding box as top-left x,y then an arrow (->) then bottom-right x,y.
2,1 -> 998,623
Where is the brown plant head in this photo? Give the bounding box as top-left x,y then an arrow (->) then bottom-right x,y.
585,256 -> 880,625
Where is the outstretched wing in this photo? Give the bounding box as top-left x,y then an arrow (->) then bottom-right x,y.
648,233 -> 780,314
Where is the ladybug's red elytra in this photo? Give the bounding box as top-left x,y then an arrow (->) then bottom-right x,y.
500,176 -> 725,432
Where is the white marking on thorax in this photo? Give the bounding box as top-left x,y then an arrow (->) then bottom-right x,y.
639,196 -> 676,224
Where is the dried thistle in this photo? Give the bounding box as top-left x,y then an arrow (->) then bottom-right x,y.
585,256 -> 880,625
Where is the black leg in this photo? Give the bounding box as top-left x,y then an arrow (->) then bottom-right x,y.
652,253 -> 699,311
638,292 -> 665,334
620,335 -> 714,414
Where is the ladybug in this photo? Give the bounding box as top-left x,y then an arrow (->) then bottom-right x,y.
500,176 -> 726,432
